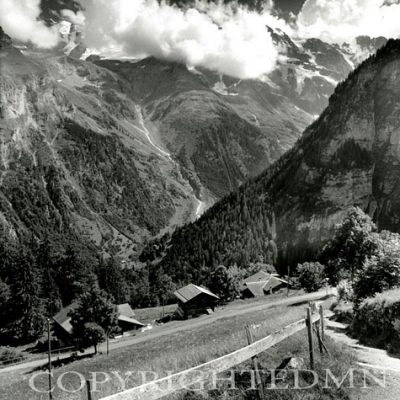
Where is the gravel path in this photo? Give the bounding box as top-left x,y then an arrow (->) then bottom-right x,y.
326,318 -> 400,400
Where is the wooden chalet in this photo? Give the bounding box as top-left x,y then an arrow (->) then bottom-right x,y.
174,284 -> 220,319
241,271 -> 288,299
52,303 -> 145,345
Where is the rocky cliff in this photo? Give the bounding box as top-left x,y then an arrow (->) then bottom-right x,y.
142,39 -> 400,275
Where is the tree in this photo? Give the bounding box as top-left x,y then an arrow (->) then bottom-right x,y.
208,265 -> 240,302
353,254 -> 400,302
76,323 -> 106,355
56,245 -> 97,305
5,250 -> 46,344
35,238 -> 61,316
320,207 -> 378,285
69,286 -> 118,354
0,279 -> 10,308
96,256 -> 129,304
246,262 -> 277,276
297,262 -> 325,293
150,272 -> 176,306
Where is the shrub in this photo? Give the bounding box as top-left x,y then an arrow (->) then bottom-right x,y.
337,280 -> 354,302
320,207 -> 378,285
351,288 -> 400,352
208,265 -> 241,302
0,347 -> 25,365
297,262 -> 325,293
353,254 -> 400,302
331,301 -> 354,324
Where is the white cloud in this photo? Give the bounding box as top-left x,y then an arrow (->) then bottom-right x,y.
80,0 -> 282,79
297,0 -> 400,43
61,9 -> 86,26
0,0 -> 59,48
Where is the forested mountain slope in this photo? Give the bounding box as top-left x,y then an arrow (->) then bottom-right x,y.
141,40 -> 400,281
1,21 -> 373,260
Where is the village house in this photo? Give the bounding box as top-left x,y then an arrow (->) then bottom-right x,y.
174,284 -> 220,319
241,271 -> 288,299
52,303 -> 145,346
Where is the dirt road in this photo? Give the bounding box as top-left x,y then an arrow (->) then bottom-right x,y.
0,289 -> 333,374
326,318 -> 400,400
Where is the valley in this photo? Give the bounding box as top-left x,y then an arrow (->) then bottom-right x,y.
2,1 -> 400,400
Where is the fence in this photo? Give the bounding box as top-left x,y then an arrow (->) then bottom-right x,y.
0,345 -> 76,369
94,304 -> 328,400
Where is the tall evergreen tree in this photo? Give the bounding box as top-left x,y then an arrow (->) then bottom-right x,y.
5,249 -> 45,344
96,256 -> 129,304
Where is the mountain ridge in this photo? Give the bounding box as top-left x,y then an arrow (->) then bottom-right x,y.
0,22 -> 391,262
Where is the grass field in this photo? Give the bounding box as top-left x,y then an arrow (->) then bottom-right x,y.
0,297 -> 357,400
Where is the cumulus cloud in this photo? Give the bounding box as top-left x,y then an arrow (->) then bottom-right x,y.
297,0 -> 400,43
0,0 -> 59,48
79,0 -> 283,79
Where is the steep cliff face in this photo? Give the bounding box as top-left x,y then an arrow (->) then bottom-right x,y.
144,40 -> 400,273
266,40 -> 400,265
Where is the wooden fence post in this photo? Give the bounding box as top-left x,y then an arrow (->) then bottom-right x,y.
86,379 -> 92,400
319,305 -> 325,341
315,325 -> 323,355
306,308 -> 315,370
245,325 -> 265,400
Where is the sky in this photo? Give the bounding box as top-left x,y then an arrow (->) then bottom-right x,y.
1,0 -> 400,80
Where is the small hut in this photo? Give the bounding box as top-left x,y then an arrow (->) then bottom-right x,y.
174,284 -> 220,319
52,302 -> 145,345
241,271 -> 288,299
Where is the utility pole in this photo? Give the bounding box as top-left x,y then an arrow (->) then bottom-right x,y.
47,318 -> 53,400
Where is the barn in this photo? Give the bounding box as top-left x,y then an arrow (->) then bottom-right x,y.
241,271 -> 288,299
174,284 -> 220,319
52,303 -> 145,345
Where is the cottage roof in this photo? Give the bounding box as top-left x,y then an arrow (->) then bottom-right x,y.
52,303 -> 77,334
241,274 -> 288,297
174,284 -> 219,303
117,303 -> 135,318
118,314 -> 145,327
244,282 -> 268,297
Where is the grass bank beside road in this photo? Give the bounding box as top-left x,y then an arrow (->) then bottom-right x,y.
0,291 -> 356,400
